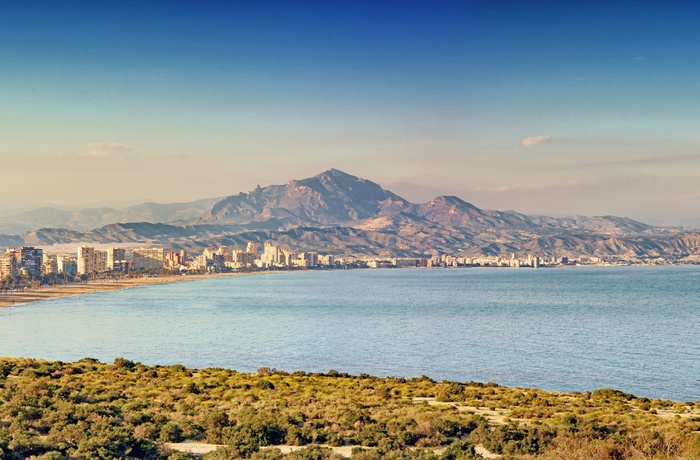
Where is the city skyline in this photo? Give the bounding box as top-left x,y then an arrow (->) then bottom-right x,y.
3,2 -> 700,224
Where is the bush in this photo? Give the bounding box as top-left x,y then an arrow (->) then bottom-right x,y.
286,445 -> 344,460
113,358 -> 136,370
440,440 -> 479,460
160,422 -> 184,443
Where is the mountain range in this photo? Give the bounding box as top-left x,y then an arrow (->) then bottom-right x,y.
0,198 -> 221,234
2,169 -> 700,260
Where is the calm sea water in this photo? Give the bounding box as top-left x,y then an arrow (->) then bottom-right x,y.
1,266 -> 699,401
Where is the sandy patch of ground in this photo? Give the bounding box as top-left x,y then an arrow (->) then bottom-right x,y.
412,397 -> 509,425
654,407 -> 700,420
163,441 -> 224,455
164,443 -> 355,458
474,444 -> 501,459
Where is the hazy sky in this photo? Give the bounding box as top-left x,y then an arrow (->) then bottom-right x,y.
2,1 -> 700,223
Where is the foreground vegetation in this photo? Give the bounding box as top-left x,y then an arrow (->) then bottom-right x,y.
0,358 -> 698,459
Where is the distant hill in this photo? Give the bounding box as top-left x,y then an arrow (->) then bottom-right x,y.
0,198 -> 221,234
4,169 -> 700,260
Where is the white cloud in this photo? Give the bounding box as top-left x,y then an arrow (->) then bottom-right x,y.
58,142 -> 132,160
521,135 -> 552,148
78,142 -> 131,159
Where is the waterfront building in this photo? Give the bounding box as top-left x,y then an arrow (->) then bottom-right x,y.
445,256 -> 458,267
218,246 -> 232,262
77,247 -> 105,275
202,248 -> 218,260
246,241 -> 257,255
212,254 -> 225,269
165,251 -> 182,270
132,247 -> 165,270
18,247 -> 43,277
107,248 -> 127,270
297,252 -> 317,268
112,260 -> 131,272
319,255 -> 334,266
394,258 -> 419,268
77,247 -> 95,275
232,249 -> 255,266
57,255 -> 77,274
42,254 -> 58,275
0,249 -> 19,279
95,250 -> 107,273
263,241 -> 288,265
282,249 -> 297,267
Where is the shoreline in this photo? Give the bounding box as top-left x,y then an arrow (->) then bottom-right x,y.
1,263 -> 695,308
0,272 -> 255,308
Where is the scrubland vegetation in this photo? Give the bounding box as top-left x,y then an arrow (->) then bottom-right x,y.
0,358 -> 698,459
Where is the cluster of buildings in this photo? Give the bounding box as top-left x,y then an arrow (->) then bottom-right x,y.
193,242 -> 331,271
0,247 -> 43,279
0,240 -> 615,282
365,254 -> 596,268
0,241 -> 333,280
0,246 -> 169,279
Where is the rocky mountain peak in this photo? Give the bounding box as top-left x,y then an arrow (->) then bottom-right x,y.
423,195 -> 481,211
204,169 -> 410,226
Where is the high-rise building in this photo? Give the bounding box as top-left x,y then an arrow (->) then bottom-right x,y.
319,255 -> 334,266
42,254 -> 58,275
77,247 -> 91,274
107,248 -> 127,270
263,241 -> 281,265
132,247 -> 164,270
77,247 -> 106,274
94,250 -> 107,273
18,247 -> 43,277
165,252 -> 182,270
233,249 -> 256,266
246,241 -> 257,255
0,249 -> 19,279
77,247 -> 95,275
282,249 -> 296,267
202,248 -> 218,259
297,252 -> 318,268
218,246 -> 232,262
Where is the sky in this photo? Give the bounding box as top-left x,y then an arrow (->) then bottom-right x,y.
2,1 -> 700,224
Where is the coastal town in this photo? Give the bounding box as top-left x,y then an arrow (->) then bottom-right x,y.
0,239 -> 654,284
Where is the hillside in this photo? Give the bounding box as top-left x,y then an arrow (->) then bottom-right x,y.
204,168 -> 410,227
0,357 -> 697,459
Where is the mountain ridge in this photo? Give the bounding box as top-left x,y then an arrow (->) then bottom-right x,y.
0,197 -> 222,234
4,169 -> 700,260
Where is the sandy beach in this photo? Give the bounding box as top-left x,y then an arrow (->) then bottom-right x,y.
0,273 -> 251,308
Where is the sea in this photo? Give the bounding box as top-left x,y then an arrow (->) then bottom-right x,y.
1,266 -> 699,402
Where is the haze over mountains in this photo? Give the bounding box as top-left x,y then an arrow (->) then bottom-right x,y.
2,169 -> 700,260
0,198 -> 222,234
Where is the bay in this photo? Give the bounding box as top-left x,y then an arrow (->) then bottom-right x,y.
1,266 -> 699,401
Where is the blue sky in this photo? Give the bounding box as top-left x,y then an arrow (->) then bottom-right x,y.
2,1 -> 700,223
